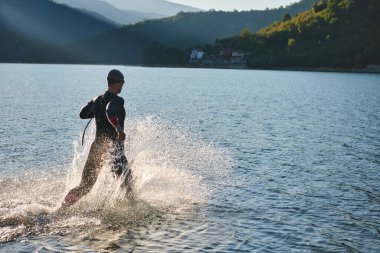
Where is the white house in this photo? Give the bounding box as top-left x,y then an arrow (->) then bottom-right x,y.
190,49 -> 205,60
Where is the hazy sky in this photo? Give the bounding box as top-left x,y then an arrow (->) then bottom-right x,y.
169,0 -> 298,11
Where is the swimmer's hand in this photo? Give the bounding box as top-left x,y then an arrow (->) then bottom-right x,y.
108,116 -> 125,140
116,126 -> 126,141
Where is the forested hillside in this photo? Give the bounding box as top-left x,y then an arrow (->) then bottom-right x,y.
0,0 -> 323,65
214,0 -> 380,69
0,0 -> 116,44
0,0 -> 116,63
67,0 -> 317,64
0,26 -> 74,63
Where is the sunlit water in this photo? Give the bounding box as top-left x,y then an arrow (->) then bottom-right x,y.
0,64 -> 379,252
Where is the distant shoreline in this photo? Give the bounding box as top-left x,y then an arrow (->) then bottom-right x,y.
247,66 -> 380,74
2,62 -> 380,74
273,66 -> 380,74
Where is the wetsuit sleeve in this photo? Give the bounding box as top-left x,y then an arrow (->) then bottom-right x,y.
79,99 -> 95,119
106,97 -> 124,126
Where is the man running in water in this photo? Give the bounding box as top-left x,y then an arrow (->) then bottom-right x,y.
60,69 -> 131,210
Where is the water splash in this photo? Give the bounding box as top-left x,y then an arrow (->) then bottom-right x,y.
76,115 -> 232,211
0,116 -> 232,243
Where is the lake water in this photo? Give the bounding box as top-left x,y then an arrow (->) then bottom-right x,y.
0,64 -> 379,252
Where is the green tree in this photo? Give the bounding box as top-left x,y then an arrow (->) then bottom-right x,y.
282,13 -> 291,22
312,2 -> 327,13
288,38 -> 296,47
240,28 -> 252,38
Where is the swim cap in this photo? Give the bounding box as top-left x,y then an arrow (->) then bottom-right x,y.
107,69 -> 124,82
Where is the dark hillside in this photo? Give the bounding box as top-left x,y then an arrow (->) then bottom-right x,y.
52,0 -> 164,25
67,0 -> 318,64
214,0 -> 380,69
0,0 -> 116,45
0,0 -> 117,62
0,25 -> 74,63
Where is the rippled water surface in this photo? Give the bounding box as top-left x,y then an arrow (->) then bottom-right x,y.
0,64 -> 379,252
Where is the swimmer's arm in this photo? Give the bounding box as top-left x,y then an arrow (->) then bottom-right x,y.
108,117 -> 125,141
79,99 -> 95,119
108,116 -> 123,133
106,98 -> 125,140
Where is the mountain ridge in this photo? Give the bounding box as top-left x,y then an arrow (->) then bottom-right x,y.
0,0 -> 324,66
52,0 -> 165,25
104,0 -> 202,16
0,0 -> 117,63
66,0 -> 317,64
0,0 -> 116,45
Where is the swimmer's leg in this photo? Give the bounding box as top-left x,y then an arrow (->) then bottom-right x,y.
59,142 -> 102,210
112,143 -> 133,194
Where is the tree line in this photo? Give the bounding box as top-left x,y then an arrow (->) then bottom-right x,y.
210,0 -> 380,69
143,0 -> 380,69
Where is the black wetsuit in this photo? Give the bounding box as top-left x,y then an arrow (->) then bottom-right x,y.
80,91 -> 125,139
78,91 -> 131,191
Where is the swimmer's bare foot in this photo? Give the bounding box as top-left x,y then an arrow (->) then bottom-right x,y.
52,206 -> 63,215
53,192 -> 81,215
